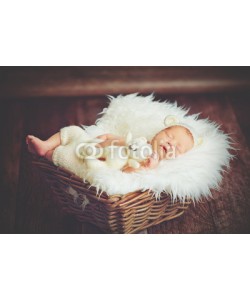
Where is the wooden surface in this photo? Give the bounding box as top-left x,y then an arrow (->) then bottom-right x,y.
1,67 -> 250,99
0,93 -> 250,234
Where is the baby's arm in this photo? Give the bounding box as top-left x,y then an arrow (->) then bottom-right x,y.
96,133 -> 125,147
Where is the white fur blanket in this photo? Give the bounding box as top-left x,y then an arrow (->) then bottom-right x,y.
81,93 -> 233,202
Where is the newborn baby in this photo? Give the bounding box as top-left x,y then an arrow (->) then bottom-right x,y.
26,115 -> 197,174
122,124 -> 194,172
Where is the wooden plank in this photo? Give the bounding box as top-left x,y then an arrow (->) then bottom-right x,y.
189,95 -> 250,233
15,99 -> 70,233
149,94 -> 250,233
1,67 -> 250,99
15,97 -> 107,233
230,93 -> 250,148
0,101 -> 24,233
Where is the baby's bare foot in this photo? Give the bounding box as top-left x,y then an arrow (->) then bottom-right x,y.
26,135 -> 50,156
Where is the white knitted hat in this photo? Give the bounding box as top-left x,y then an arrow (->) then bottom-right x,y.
164,115 -> 203,147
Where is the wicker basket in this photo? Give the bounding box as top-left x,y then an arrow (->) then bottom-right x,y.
32,157 -> 191,233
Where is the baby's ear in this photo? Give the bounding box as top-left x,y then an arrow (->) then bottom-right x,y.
164,115 -> 179,127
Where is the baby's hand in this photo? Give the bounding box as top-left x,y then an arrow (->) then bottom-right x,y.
143,152 -> 159,169
96,133 -> 125,147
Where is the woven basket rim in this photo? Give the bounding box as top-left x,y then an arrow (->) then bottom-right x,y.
31,155 -> 192,205
30,154 -> 192,233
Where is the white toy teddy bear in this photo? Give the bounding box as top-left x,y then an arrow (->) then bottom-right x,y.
75,132 -> 152,171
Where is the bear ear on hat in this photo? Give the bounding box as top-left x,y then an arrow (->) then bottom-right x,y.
164,115 -> 179,127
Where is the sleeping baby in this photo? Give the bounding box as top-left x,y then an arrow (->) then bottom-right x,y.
26,115 -> 200,174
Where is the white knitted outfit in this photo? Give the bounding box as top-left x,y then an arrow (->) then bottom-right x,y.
52,126 -> 88,178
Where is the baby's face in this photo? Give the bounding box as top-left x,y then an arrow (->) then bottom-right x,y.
151,126 -> 194,160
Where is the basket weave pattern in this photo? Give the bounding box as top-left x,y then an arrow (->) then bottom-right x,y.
32,157 -> 191,233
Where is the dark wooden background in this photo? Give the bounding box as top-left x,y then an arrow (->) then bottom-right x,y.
0,67 -> 250,233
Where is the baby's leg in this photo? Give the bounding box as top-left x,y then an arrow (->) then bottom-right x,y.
44,150 -> 54,161
26,132 -> 61,157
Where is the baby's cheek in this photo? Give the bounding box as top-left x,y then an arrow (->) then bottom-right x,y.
165,148 -> 177,159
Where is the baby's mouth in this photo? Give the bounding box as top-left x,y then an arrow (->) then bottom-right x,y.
161,143 -> 171,153
161,145 -> 167,153
159,145 -> 169,159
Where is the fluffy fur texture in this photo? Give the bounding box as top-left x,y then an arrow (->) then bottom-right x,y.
81,93 -> 234,202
